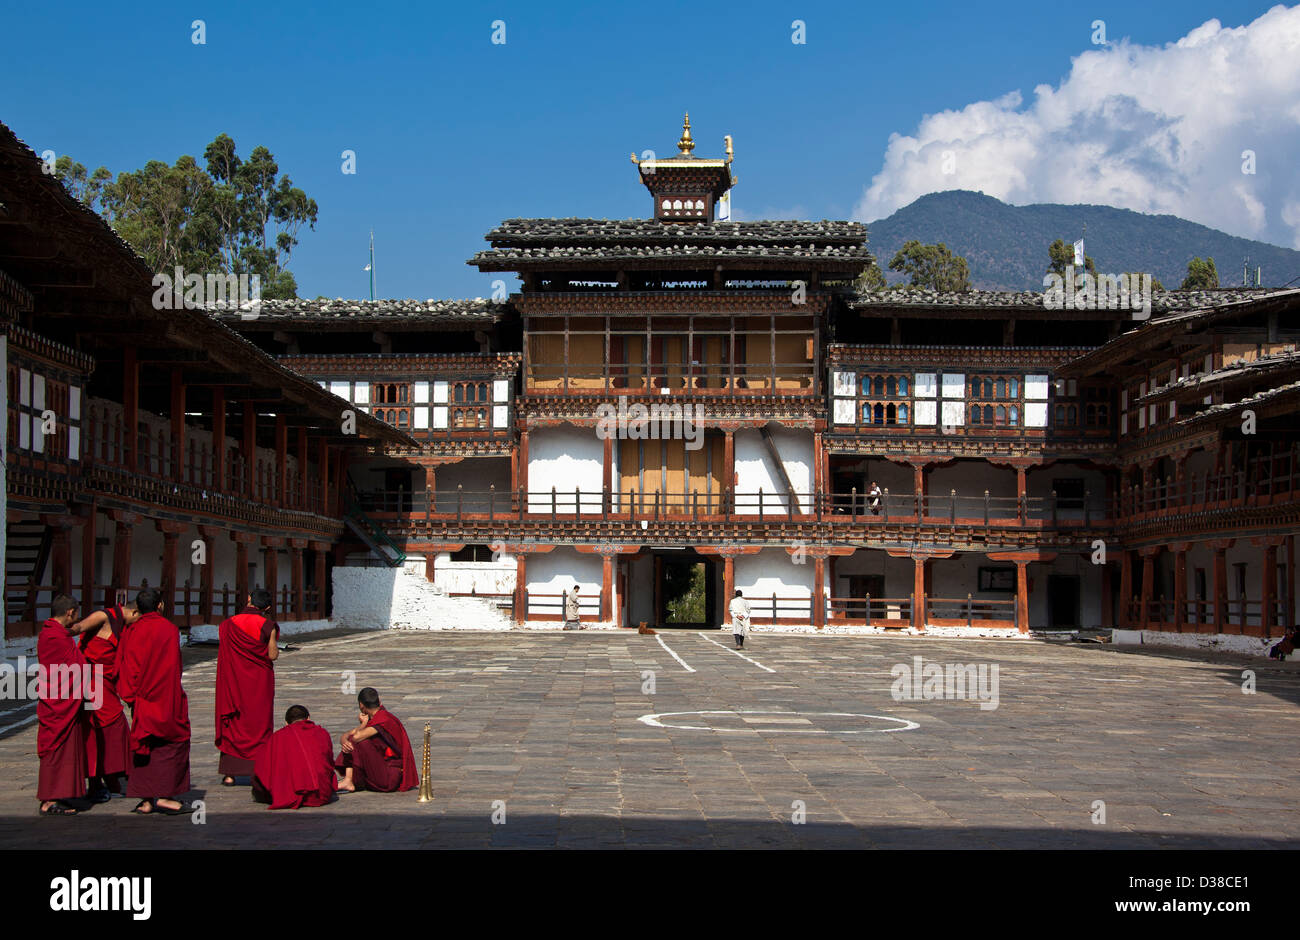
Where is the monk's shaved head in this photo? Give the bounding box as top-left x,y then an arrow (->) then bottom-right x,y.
51,594 -> 79,618
285,705 -> 310,724
136,588 -> 161,613
249,588 -> 273,611
358,687 -> 381,709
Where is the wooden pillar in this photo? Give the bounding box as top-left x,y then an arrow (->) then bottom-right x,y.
297,427 -> 309,511
110,512 -> 138,600
311,541 -> 329,617
242,403 -> 256,498
1213,544 -> 1228,633
80,506 -> 96,607
290,539 -> 306,621
212,388 -> 227,492
1015,560 -> 1029,634
263,538 -> 281,613
47,521 -> 73,594
723,429 -> 736,513
317,438 -> 329,514
1119,550 -> 1133,628
514,554 -> 527,625
1016,466 -> 1027,523
1174,547 -> 1188,632
912,556 -> 927,630
518,430 -> 530,502
170,367 -> 185,483
197,525 -> 218,623
1263,541 -> 1279,635
722,554 -> 735,626
275,415 -> 288,505
425,552 -> 436,583
157,521 -> 186,616
232,533 -> 254,605
1099,560 -> 1113,628
1139,550 -> 1155,629
1289,534 -> 1297,630
654,555 -> 664,625
600,551 -> 613,623
602,434 -> 613,513
813,554 -> 826,629
123,348 -> 139,472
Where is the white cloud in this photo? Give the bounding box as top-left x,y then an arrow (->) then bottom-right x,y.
855,4 -> 1300,249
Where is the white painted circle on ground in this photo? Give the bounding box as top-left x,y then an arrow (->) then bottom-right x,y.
637,710 -> 919,734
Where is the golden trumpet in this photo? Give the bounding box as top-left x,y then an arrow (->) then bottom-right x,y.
417,722 -> 434,803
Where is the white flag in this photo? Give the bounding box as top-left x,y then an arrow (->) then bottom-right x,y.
1073,239 -> 1084,266
717,190 -> 731,221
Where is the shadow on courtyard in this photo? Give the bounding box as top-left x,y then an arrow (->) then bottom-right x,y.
2,803 -> 1295,850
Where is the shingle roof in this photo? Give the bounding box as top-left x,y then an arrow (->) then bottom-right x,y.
208,297 -> 502,325
470,218 -> 871,269
848,287 -> 1295,312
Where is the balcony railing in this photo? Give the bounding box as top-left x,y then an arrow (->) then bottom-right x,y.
525,361 -> 817,395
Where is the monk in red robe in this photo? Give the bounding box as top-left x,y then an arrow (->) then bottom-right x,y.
117,588 -> 193,815
37,595 -> 89,816
251,705 -> 338,809
74,599 -> 140,801
335,687 -> 419,793
215,588 -> 278,785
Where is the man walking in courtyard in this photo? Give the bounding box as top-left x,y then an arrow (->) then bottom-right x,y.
729,589 -> 751,649
563,585 -> 584,630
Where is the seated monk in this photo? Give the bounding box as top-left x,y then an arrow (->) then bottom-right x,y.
252,705 -> 338,810
335,687 -> 419,793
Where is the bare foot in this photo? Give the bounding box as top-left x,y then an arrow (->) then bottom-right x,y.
338,781 -> 356,792
156,798 -> 183,812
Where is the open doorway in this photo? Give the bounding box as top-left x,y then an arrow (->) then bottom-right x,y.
1048,574 -> 1080,627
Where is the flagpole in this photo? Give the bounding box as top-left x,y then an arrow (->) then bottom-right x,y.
369,230 -> 375,301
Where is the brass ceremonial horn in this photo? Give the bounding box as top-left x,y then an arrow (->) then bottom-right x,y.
417,722 -> 434,803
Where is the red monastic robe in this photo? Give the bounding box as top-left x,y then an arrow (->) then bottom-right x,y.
79,606 -> 131,778
335,707 -> 419,792
215,606 -> 277,775
118,611 -> 191,799
252,719 -> 337,810
36,619 -> 88,802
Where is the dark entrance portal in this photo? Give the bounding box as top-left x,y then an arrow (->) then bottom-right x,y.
1048,575 -> 1080,627
655,550 -> 717,628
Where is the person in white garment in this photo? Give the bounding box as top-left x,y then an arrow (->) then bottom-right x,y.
563,586 -> 584,630
728,590 -> 751,649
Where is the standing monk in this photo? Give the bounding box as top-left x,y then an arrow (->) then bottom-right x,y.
74,599 -> 140,802
118,588 -> 193,816
252,705 -> 338,810
335,687 -> 419,793
729,589 -> 751,649
215,588 -> 278,785
37,595 -> 89,816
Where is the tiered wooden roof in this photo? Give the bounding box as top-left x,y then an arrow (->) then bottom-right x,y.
209,297 -> 502,330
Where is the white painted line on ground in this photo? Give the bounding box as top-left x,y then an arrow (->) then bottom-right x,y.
697,633 -> 775,673
638,709 -> 919,734
656,634 -> 695,673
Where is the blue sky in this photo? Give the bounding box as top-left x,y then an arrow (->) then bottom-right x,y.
0,0 -> 1292,298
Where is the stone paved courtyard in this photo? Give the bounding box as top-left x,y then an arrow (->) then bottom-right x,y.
3,629 -> 1300,849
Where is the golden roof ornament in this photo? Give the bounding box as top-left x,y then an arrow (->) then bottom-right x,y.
677,112 -> 695,156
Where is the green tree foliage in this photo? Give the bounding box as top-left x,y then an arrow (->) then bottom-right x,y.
54,136 -> 317,299
854,260 -> 888,292
1047,238 -> 1095,276
887,240 -> 972,291
1181,256 -> 1219,290
665,563 -> 706,624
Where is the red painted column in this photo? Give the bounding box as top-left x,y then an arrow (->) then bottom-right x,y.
1100,559 -> 1114,629
79,508 -> 95,605
1174,548 -> 1188,632
212,388 -> 227,492
1289,535 -> 1297,630
157,521 -> 186,617
1119,550 -> 1133,628
514,554 -> 528,624
170,367 -> 185,483
518,430 -> 530,507
123,348 -> 139,472
110,512 -> 137,603
723,429 -> 735,514
601,551 -> 613,622
297,427 -> 309,511
197,525 -> 219,623
1016,466 -> 1027,523
602,434 -> 613,513
46,521 -> 73,595
1263,542 -> 1279,636
290,539 -> 306,620
1213,544 -> 1228,633
242,403 -> 256,498
275,415 -> 288,505
913,556 -> 927,630
1015,560 -> 1029,634
263,538 -> 281,613
312,542 -> 329,617
317,438 -> 330,514
1139,550 -> 1155,629
722,554 -> 735,626
813,554 -> 826,629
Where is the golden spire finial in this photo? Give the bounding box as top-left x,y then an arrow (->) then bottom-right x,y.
677,112 -> 695,156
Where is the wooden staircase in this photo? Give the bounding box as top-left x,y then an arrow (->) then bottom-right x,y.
5,518 -> 51,625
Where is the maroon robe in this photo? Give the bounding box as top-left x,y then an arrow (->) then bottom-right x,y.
252,719 -> 337,809
335,708 -> 419,792
118,611 -> 191,799
36,619 -> 88,802
79,606 -> 131,778
215,607 -> 277,776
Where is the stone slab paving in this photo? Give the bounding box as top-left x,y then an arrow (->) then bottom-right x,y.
2,629 -> 1299,849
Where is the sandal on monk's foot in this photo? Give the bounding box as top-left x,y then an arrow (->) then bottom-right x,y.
151,801 -> 193,816
221,776 -> 237,787
40,802 -> 78,817
131,800 -> 155,815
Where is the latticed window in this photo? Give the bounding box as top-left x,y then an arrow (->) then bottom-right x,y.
372,383 -> 409,404
970,375 -> 1019,399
